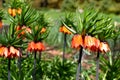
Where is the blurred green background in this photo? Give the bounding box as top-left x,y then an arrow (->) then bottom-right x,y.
0,0 -> 120,14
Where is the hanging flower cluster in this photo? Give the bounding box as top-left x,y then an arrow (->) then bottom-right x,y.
27,41 -> 45,52
0,46 -> 21,58
8,8 -> 22,17
61,10 -> 113,54
71,35 -> 110,53
16,25 -> 31,37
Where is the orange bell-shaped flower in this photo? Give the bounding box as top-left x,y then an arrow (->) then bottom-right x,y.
99,42 -> 110,53
3,46 -> 21,58
27,41 -> 45,52
84,36 -> 100,52
71,34 -> 83,49
35,42 -> 45,51
12,9 -> 16,17
59,26 -> 72,34
8,8 -> 12,15
16,26 -> 31,38
27,41 -> 36,52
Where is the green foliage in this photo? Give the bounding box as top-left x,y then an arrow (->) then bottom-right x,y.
45,57 -> 76,80
0,9 -> 4,20
0,56 -> 77,80
100,52 -> 120,80
25,25 -> 48,42
15,6 -> 39,27
64,9 -> 115,40
0,24 -> 23,47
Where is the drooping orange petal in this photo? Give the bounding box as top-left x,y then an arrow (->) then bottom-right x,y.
17,8 -> 22,14
15,49 -> 21,57
99,42 -> 110,53
84,36 -> 92,49
0,47 -> 5,57
71,34 -> 83,49
0,20 -> 3,28
16,26 -> 21,31
35,42 -> 45,52
3,47 -> 11,58
59,26 -> 72,34
12,9 -> 17,17
90,37 -> 100,52
8,8 -> 12,15
27,41 -> 36,52
9,46 -> 16,55
84,36 -> 100,52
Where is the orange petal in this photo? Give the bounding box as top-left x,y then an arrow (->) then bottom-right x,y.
10,46 -> 16,55
27,41 -> 35,52
99,42 -> 110,53
90,37 -> 100,52
15,49 -> 21,57
35,42 -> 45,52
17,8 -> 22,14
8,8 -> 12,15
0,20 -> 3,28
0,47 -> 5,57
84,36 -> 100,52
40,28 -> 46,33
71,34 -> 83,49
16,26 -> 21,31
3,47 -> 10,58
59,26 -> 72,34
12,9 -> 16,17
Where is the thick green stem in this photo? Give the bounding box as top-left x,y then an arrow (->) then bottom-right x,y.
18,49 -> 22,79
33,51 -> 37,80
39,52 -> 41,61
76,47 -> 83,80
8,58 -> 11,80
96,52 -> 100,80
63,33 -> 67,65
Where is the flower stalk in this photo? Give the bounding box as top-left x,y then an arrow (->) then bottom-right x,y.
18,53 -> 21,79
39,52 -> 41,61
96,51 -> 100,80
63,33 -> 67,65
76,47 -> 83,80
33,51 -> 37,80
8,58 -> 11,80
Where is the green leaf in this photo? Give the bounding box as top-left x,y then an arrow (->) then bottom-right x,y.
63,22 -> 76,34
